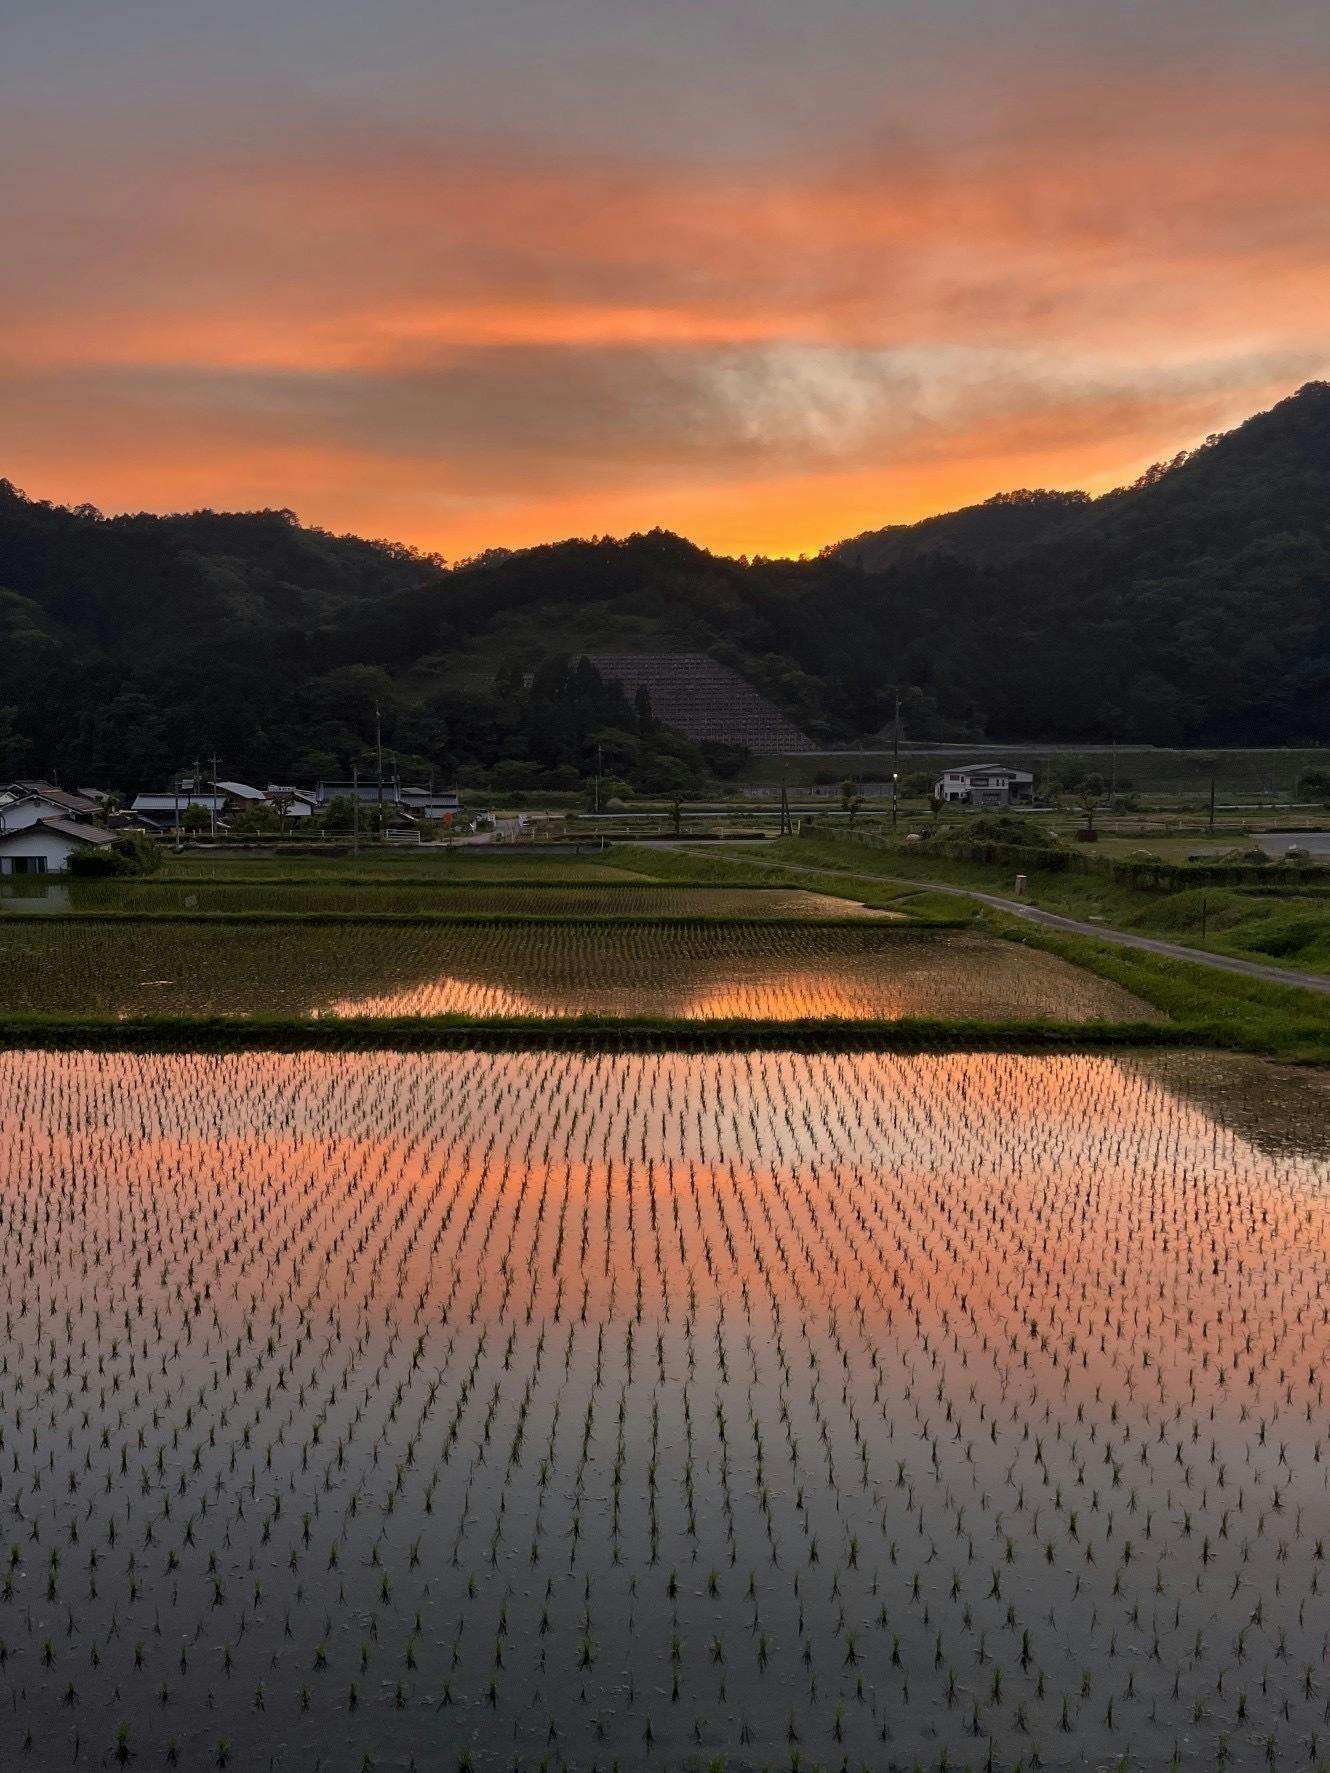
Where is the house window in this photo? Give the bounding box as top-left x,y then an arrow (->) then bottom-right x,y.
13,856 -> 47,875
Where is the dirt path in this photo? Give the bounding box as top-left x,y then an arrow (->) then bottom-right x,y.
689,848 -> 1330,998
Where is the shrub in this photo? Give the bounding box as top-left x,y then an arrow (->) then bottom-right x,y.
961,815 -> 1061,849
66,834 -> 162,878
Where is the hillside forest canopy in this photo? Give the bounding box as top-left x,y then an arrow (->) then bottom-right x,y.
1,381 -> 1328,790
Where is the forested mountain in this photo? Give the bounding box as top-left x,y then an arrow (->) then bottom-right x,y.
829,489 -> 1094,571
2,381 -> 1328,789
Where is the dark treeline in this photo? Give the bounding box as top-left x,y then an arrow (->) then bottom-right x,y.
2,381 -> 1328,788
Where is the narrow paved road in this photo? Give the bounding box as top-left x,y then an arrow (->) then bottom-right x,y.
692,848 -> 1330,998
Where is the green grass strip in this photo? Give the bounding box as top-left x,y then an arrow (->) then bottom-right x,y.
992,926 -> 1330,1063
0,909 -> 959,930
90,874 -> 763,890
0,1013 -> 1246,1055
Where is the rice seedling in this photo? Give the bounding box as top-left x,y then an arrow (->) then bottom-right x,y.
0,1045 -> 1324,1768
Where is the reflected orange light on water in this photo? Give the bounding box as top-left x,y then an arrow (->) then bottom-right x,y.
3,1046 -> 1329,1765
6,1050 -> 1325,1383
322,933 -> 1154,1022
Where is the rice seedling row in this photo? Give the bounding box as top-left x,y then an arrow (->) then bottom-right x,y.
0,1048 -> 1327,1770
0,924 -> 1155,1023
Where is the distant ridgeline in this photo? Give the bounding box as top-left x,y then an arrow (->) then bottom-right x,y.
1,380 -> 1330,783
587,654 -> 810,753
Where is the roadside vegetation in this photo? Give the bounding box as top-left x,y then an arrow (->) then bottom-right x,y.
730,828 -> 1330,974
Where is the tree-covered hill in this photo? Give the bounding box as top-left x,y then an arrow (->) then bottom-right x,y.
2,381 -> 1328,788
829,488 -> 1094,571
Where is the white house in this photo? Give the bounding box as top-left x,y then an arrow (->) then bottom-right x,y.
934,764 -> 1035,808
0,817 -> 118,875
0,793 -> 48,834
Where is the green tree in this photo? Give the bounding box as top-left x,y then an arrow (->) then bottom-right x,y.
320,796 -> 357,833
1073,773 -> 1107,832
67,833 -> 161,878
229,804 -> 284,836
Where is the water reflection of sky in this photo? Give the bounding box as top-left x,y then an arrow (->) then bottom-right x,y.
3,1048 -> 1325,1767
325,934 -> 1156,1022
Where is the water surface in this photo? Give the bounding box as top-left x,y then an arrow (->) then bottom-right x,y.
0,1048 -> 1323,1769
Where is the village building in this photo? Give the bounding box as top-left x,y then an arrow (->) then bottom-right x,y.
213,781 -> 270,812
934,764 -> 1035,807
265,787 -> 319,819
0,817 -> 117,875
398,787 -> 462,821
1,782 -> 103,832
130,791 -> 229,829
313,776 -> 408,808
314,779 -> 459,821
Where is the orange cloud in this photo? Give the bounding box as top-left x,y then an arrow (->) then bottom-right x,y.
2,72 -> 1328,556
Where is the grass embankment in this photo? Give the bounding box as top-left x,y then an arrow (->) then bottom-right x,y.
0,1013 -> 1194,1055
745,834 -> 1330,973
1003,931 -> 1330,1063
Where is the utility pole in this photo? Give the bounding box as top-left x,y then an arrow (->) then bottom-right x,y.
174,773 -> 182,853
352,765 -> 360,855
594,744 -> 603,816
1208,774 -> 1216,836
779,762 -> 791,837
210,750 -> 219,839
1110,739 -> 1117,803
891,689 -> 901,833
375,703 -> 385,834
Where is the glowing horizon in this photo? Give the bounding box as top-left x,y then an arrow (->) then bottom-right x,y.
3,2 -> 1328,563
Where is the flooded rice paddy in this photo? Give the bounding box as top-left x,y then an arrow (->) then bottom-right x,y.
1,1047 -> 1327,1770
0,882 -> 892,920
0,924 -> 1152,1022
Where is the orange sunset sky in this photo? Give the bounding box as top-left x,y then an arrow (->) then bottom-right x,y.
3,1 -> 1329,560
